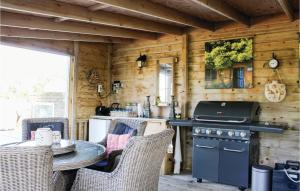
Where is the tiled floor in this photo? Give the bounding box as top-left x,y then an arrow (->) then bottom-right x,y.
0,128 -> 22,145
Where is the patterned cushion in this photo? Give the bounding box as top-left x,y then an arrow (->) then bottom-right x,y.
106,134 -> 131,155
112,122 -> 137,136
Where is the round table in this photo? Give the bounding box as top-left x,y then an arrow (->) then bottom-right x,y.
6,140 -> 106,171
53,140 -> 106,171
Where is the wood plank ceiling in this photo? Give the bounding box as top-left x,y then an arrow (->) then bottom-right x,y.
0,0 -> 298,43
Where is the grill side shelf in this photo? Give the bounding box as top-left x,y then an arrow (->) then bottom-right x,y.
247,122 -> 286,133
169,119 -> 286,134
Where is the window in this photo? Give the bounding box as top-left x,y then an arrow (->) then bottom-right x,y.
0,44 -> 71,145
233,67 -> 245,88
32,103 -> 54,118
205,69 -> 217,81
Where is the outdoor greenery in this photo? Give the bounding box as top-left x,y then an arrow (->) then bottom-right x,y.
205,38 -> 253,70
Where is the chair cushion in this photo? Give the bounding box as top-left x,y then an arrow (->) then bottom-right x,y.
106,133 -> 131,155
93,160 -> 109,167
26,122 -> 64,140
112,122 -> 137,136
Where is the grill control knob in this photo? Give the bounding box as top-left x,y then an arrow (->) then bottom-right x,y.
205,129 -> 212,135
195,128 -> 201,134
216,130 -> 223,136
240,132 -> 247,138
228,131 -> 234,137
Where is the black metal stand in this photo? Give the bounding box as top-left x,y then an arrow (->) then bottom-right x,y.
196,178 -> 202,183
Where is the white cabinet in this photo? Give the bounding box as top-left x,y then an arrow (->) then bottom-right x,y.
144,120 -> 168,135
144,120 -> 173,175
88,119 -> 111,143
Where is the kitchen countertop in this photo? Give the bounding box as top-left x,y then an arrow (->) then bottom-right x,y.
168,119 -> 286,134
90,115 -> 169,122
90,116 -> 286,134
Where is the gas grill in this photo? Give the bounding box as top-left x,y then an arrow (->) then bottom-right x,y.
191,101 -> 261,191
169,101 -> 285,191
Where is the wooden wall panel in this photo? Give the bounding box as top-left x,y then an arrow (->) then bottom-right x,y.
111,35 -> 184,117
76,42 -> 109,120
111,14 -> 300,169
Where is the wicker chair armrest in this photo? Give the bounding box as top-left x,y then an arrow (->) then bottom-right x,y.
71,168 -> 117,191
108,149 -> 122,160
52,171 -> 66,191
0,142 -> 22,146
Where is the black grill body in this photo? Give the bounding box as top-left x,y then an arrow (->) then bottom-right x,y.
192,101 -> 260,190
193,101 -> 260,123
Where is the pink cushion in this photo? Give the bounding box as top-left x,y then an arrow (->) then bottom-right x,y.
106,134 -> 131,155
31,131 -> 36,141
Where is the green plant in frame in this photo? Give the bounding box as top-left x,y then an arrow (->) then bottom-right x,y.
205,38 -> 253,70
204,38 -> 253,89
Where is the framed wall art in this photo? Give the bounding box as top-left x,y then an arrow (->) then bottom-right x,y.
205,38 -> 253,89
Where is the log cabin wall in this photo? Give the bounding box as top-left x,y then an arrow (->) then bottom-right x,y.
74,42 -> 110,140
75,42 -> 110,120
111,35 -> 185,117
111,14 -> 299,169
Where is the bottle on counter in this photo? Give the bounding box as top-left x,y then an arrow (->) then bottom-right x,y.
155,96 -> 161,106
137,103 -> 143,117
175,105 -> 181,119
169,95 -> 176,119
144,96 -> 151,118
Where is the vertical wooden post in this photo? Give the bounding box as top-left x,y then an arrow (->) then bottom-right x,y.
70,42 -> 79,140
107,44 -> 112,105
181,33 -> 189,170
182,34 -> 189,118
83,121 -> 88,141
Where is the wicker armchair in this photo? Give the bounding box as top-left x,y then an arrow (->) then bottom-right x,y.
93,119 -> 147,171
71,129 -> 174,191
98,119 -> 147,146
22,117 -> 69,141
0,146 -> 66,191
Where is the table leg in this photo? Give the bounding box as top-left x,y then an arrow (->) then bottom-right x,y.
62,169 -> 78,190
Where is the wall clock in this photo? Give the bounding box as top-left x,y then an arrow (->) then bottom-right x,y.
268,53 -> 279,69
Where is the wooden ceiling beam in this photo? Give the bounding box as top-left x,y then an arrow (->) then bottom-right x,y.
55,4 -> 110,22
0,26 -> 133,43
276,0 -> 294,21
54,18 -> 68,22
191,0 -> 250,26
88,3 -> 110,11
0,0 -> 182,35
90,0 -> 214,30
0,37 -> 74,55
0,11 -> 158,40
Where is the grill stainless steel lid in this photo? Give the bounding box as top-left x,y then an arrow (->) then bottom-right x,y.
193,101 -> 260,124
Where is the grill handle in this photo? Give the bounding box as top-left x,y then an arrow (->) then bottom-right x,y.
223,147 -> 245,153
195,145 -> 215,149
194,117 -> 248,124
